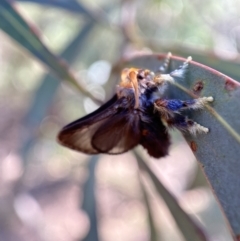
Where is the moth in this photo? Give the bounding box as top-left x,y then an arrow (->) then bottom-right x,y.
58,53 -> 213,158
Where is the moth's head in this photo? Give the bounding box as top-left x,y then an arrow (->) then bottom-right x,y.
120,68 -> 137,88
120,68 -> 157,87
119,68 -> 161,108
119,68 -> 142,109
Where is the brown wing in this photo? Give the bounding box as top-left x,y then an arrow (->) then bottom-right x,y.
92,112 -> 141,154
140,113 -> 170,158
58,95 -> 119,154
58,95 -> 140,154
58,119 -> 112,154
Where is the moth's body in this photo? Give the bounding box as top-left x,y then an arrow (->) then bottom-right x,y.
58,54 -> 213,158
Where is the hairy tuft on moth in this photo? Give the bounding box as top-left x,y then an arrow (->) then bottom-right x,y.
58,54 -> 213,158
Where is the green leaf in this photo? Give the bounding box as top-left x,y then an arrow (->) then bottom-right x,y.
81,156 -> 100,241
0,0 -> 101,103
166,47 -> 240,83
138,174 -> 159,241
126,54 -> 240,238
135,151 -> 209,241
148,41 -> 240,82
16,0 -> 95,17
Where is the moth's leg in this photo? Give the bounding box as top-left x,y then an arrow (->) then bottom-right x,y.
166,113 -> 209,135
155,56 -> 192,84
154,97 -> 213,134
169,56 -> 192,80
158,52 -> 172,73
154,96 -> 213,116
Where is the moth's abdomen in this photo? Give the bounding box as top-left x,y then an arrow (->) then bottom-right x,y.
139,110 -> 170,158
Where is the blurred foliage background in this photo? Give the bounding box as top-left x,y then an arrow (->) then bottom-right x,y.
0,0 -> 240,240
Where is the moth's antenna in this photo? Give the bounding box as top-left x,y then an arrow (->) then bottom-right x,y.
128,70 -> 139,109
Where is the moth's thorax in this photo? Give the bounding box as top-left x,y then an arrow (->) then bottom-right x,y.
116,85 -> 135,102
118,67 -> 168,109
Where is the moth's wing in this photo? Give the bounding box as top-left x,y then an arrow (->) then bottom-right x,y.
92,112 -> 141,154
60,94 -> 119,131
140,113 -> 170,158
58,95 -> 121,154
58,119 -> 113,154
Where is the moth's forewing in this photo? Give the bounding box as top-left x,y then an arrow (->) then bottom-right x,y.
140,112 -> 170,158
92,111 -> 141,154
60,94 -> 118,132
58,95 -> 120,153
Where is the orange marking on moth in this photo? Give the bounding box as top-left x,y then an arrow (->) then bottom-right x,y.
128,70 -> 139,109
120,68 -> 140,109
142,129 -> 149,136
120,68 -> 139,88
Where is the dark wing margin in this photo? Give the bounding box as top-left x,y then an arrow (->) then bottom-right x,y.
58,95 -> 120,154
140,113 -> 170,158
58,119 -> 111,154
59,94 -> 118,132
